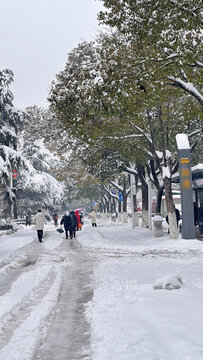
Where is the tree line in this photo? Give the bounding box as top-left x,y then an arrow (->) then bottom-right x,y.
0,1 -> 202,232
48,0 -> 202,238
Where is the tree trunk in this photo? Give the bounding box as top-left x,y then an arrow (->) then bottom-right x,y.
155,185 -> 164,214
99,202 -> 103,213
123,195 -> 127,212
118,200 -> 122,222
106,199 -> 110,213
137,164 -> 148,227
163,177 -> 179,239
141,183 -> 148,227
133,193 -> 139,227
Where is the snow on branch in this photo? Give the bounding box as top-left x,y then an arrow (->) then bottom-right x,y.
188,61 -> 203,68
104,185 -> 119,200
188,128 -> 203,138
103,193 -> 109,202
110,181 -> 123,192
168,76 -> 203,106
129,121 -> 152,144
0,146 -> 22,166
98,133 -> 144,141
0,157 -> 9,176
126,167 -> 138,175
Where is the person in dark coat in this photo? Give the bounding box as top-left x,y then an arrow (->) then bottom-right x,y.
60,211 -> 73,239
25,213 -> 31,226
69,211 -> 78,238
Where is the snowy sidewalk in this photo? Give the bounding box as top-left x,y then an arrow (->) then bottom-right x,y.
78,221 -> 203,360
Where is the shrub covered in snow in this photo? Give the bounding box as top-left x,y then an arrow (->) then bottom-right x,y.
153,274 -> 183,290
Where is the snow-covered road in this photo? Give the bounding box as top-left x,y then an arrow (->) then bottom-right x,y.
0,220 -> 203,360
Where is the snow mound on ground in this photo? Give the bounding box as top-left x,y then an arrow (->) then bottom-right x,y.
153,274 -> 183,290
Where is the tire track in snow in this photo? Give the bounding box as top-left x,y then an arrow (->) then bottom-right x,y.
0,265 -> 62,360
0,264 -> 57,331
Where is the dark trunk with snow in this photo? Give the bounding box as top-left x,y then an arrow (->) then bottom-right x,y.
163,177 -> 179,239
155,186 -> 164,214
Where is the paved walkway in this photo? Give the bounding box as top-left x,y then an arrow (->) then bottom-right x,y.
34,238 -> 95,360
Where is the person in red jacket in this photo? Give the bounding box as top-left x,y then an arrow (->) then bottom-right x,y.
75,210 -> 82,231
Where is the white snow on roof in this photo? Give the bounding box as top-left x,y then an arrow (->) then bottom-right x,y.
192,164 -> 203,171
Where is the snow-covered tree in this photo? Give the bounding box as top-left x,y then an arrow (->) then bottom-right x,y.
0,69 -> 26,217
98,0 -> 203,107
48,15 -> 202,237
16,106 -> 66,216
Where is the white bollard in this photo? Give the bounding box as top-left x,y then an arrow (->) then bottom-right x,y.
153,215 -> 164,237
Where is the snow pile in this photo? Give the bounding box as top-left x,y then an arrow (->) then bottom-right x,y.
153,274 -> 183,290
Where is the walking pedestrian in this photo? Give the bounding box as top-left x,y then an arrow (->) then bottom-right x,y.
70,211 -> 78,238
33,209 -> 46,242
75,210 -> 82,231
53,213 -> 58,226
91,209 -> 97,227
25,213 -> 31,226
60,211 -> 73,239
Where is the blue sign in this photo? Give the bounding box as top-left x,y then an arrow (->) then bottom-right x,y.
118,190 -> 123,202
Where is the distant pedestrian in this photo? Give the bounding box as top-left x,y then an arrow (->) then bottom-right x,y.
53,213 -> 58,226
33,209 -> 46,242
25,213 -> 31,226
70,211 -> 78,238
60,211 -> 73,239
75,210 -> 82,231
80,211 -> 84,226
91,209 -> 97,227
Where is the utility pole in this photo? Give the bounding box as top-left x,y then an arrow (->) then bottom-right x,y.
176,133 -> 195,239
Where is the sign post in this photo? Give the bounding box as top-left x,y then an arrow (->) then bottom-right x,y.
176,134 -> 195,239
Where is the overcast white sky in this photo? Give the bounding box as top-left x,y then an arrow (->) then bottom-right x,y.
0,0 -> 104,109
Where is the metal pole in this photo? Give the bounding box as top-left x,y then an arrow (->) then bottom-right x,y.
176,134 -> 195,239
